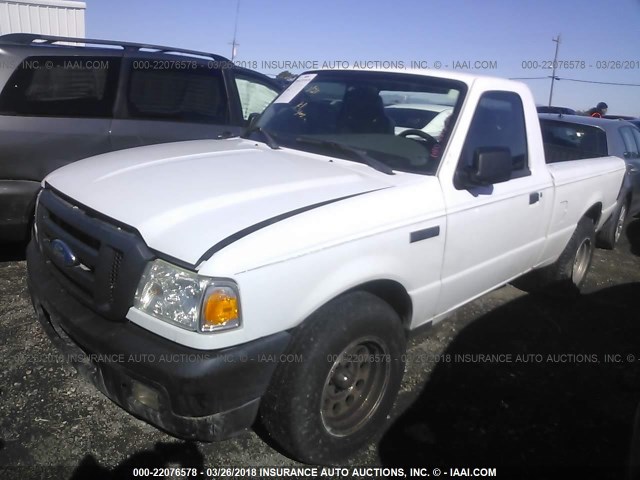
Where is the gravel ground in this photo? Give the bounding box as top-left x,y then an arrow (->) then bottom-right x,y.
1,219 -> 640,479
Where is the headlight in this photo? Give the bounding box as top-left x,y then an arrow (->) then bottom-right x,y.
134,259 -> 241,333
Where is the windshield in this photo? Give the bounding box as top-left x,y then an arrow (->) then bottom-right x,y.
250,71 -> 466,174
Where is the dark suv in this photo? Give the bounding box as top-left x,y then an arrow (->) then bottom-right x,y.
0,34 -> 282,242
539,113 -> 640,248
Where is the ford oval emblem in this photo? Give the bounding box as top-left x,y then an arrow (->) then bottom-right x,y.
50,239 -> 78,267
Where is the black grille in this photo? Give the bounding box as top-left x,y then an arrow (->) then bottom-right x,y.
109,251 -> 123,303
36,188 -> 153,321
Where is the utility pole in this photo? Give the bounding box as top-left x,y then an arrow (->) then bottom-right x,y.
548,34 -> 561,107
229,0 -> 240,61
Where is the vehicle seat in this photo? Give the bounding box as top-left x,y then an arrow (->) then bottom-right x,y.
336,86 -> 394,134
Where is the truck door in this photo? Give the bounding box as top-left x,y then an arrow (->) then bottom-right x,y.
436,90 -> 553,315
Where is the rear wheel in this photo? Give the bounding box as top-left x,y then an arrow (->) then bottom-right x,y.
512,217 -> 595,295
597,201 -> 628,250
571,231 -> 593,286
260,291 -> 406,464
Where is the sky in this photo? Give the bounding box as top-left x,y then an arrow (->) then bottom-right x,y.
86,0 -> 640,115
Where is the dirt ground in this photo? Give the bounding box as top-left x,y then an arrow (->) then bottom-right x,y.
1,219 -> 640,479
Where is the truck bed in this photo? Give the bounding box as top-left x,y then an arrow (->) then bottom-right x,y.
536,156 -> 625,267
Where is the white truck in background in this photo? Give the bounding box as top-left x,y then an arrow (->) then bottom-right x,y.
27,68 -> 625,464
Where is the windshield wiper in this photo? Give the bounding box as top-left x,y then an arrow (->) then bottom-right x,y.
242,125 -> 280,150
295,137 -> 395,175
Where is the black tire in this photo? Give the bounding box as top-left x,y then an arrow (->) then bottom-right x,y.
512,217 -> 596,296
260,291 -> 406,464
596,200 -> 628,250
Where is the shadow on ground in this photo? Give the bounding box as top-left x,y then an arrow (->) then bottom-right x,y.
0,242 -> 27,262
627,219 -> 640,257
379,283 -> 640,479
70,441 -> 205,480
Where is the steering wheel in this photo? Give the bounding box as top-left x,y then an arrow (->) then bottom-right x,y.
398,129 -> 437,143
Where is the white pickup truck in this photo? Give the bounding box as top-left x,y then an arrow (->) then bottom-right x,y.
27,68 -> 625,464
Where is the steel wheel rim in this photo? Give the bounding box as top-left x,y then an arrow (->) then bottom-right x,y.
321,336 -> 390,437
572,237 -> 592,285
614,205 -> 627,244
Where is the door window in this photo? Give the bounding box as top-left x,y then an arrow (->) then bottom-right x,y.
631,128 -> 640,156
620,127 -> 640,158
458,91 -> 529,184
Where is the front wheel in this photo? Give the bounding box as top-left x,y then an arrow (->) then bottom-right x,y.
260,291 -> 406,464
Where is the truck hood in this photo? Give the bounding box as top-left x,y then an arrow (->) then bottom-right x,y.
45,139 -> 392,266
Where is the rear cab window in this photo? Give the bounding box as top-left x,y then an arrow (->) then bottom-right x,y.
0,56 -> 121,117
541,120 -> 608,162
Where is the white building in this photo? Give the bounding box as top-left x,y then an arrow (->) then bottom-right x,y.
0,0 -> 85,37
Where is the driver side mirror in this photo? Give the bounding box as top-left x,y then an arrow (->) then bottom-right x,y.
458,147 -> 513,187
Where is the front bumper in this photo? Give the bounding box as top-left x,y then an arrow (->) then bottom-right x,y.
27,240 -> 291,441
0,180 -> 40,242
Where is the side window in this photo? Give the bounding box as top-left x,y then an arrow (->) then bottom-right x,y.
234,73 -> 279,121
458,91 -> 529,180
127,63 -> 228,123
631,128 -> 640,157
541,120 -> 608,163
620,127 -> 640,158
0,56 -> 120,117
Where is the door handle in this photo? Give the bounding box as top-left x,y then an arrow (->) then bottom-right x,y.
529,192 -> 541,204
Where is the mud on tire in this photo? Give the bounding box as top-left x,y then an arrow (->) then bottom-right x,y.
259,291 -> 406,464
